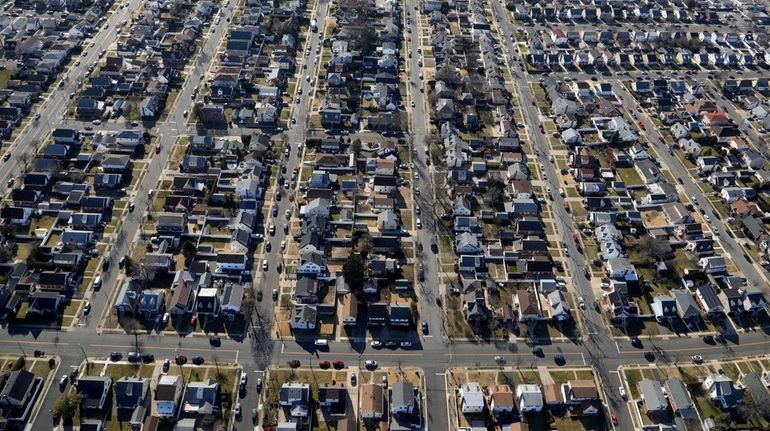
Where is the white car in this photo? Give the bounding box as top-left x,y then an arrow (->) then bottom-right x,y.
92,119 -> 102,125
619,386 -> 626,399
162,313 -> 169,324
365,360 -> 378,369
280,240 -> 286,250
269,225 -> 276,235
240,373 -> 248,386
370,340 -> 382,347
692,355 -> 704,363
262,259 -> 268,271
234,403 -> 241,417
578,297 -> 585,309
416,218 -> 422,229
400,341 -> 412,348
704,214 -> 711,222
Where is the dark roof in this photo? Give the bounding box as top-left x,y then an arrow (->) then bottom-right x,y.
0,369 -> 35,404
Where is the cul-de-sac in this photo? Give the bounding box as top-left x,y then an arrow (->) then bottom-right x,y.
0,0 -> 768,430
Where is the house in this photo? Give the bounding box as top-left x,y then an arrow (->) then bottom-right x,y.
78,376 -> 113,410
489,385 -> 515,417
638,380 -> 668,419
115,377 -> 148,420
216,253 -> 247,273
391,380 -> 415,416
696,284 -> 724,317
704,375 -> 742,409
339,293 -> 358,326
562,380 -> 600,416
666,378 -> 696,419
377,210 -> 399,233
673,289 -> 701,327
138,289 -> 165,319
699,256 -> 727,274
742,286 -> 766,315
319,383 -> 347,416
389,304 -> 411,327
196,288 -> 220,317
280,383 -> 310,417
360,383 -> 385,420
720,288 -> 745,316
291,305 -> 317,330
293,277 -> 320,303
183,380 -> 219,415
0,369 -> 36,408
652,295 -> 678,323
546,290 -> 571,322
114,280 -> 140,316
156,213 -> 187,234
516,384 -> 544,413
221,283 -> 244,320
155,375 -> 184,418
168,278 -> 195,316
297,252 -> 327,277
460,383 -> 485,413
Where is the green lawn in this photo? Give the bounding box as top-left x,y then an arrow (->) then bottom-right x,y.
616,167 -> 643,185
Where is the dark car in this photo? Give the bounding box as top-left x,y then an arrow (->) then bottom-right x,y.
333,361 -> 345,369
142,354 -> 155,363
175,355 -> 187,365
554,355 -> 566,365
257,290 -> 263,301
319,360 -> 331,369
110,352 -> 122,361
192,356 -> 205,365
630,338 -> 643,348
644,351 -> 656,362
288,360 -> 300,368
703,335 -> 715,344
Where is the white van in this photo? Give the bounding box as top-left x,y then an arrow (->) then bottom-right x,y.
314,339 -> 328,347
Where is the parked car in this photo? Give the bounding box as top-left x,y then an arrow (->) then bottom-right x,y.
110,352 -> 122,361
333,360 -> 344,369
288,360 -> 300,368
365,360 -> 378,369
191,356 -> 204,365
319,360 -> 331,369
619,386 -> 627,399
175,355 -> 187,364
370,340 -> 382,348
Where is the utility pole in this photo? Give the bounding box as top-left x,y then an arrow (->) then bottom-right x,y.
79,344 -> 89,367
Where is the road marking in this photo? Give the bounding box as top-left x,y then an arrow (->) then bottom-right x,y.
581,352 -> 585,365
435,373 -> 445,376
615,341 -> 621,353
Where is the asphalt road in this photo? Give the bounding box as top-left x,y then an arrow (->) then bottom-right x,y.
403,5 -> 451,431
489,2 -> 631,428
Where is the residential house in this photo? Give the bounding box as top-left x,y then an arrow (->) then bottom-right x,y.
460,383 -> 485,413
280,383 -> 310,418
360,383 -> 385,420
391,380 -> 415,416
78,376 -> 113,411
638,380 -> 668,419
704,375 -> 742,409
666,378 -> 696,419
155,375 -> 184,418
115,377 -> 148,420
183,380 -> 219,415
516,384 -> 544,413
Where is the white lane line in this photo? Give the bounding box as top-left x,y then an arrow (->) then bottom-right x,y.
581,352 -> 585,366
615,341 -> 621,353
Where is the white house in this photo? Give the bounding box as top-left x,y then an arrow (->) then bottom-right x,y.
460,383 -> 485,413
516,384 -> 544,413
